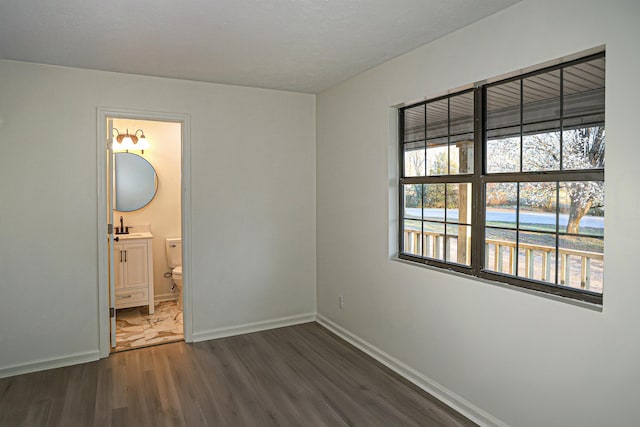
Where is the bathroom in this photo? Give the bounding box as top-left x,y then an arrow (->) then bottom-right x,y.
109,117 -> 183,351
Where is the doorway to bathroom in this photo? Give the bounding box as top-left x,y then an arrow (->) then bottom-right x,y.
97,109 -> 192,357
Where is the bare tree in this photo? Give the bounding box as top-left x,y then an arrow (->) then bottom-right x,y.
561,127 -> 604,233
488,126 -> 604,233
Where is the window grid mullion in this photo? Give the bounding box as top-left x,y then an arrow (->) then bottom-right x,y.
473,86 -> 485,276
421,184 -> 425,258
515,183 -> 520,277
444,97 -> 450,261
444,185 -> 448,262
513,79 -> 523,277
424,100 -> 428,177
401,175 -> 474,185
398,109 -> 405,255
560,67 -> 565,170
556,69 -> 564,284
555,182 -> 560,285
481,170 -> 603,183
519,79 -> 524,173
419,99 -> 425,258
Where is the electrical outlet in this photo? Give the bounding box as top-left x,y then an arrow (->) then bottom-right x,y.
338,295 -> 344,310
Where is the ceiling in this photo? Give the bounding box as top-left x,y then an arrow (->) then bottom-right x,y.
0,0 -> 521,93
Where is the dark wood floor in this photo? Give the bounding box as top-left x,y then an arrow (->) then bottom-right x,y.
0,322 -> 476,426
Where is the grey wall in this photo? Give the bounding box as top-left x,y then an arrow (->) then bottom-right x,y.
316,0 -> 640,425
0,61 -> 316,372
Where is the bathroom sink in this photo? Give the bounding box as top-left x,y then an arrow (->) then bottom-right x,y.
116,232 -> 153,240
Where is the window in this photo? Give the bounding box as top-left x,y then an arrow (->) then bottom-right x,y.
399,52 -> 605,304
401,91 -> 475,267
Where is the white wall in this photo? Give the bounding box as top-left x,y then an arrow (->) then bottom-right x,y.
113,118 -> 182,299
316,0 -> 640,426
0,61 -> 316,372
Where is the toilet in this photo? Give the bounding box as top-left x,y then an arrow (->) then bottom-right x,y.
165,237 -> 183,309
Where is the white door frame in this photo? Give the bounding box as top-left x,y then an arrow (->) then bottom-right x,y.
97,107 -> 193,358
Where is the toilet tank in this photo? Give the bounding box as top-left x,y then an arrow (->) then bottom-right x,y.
165,237 -> 182,268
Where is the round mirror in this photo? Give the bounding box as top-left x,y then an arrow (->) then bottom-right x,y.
114,152 -> 158,211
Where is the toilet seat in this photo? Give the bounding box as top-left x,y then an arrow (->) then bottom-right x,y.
173,266 -> 182,277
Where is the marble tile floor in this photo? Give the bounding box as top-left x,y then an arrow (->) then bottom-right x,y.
115,300 -> 183,352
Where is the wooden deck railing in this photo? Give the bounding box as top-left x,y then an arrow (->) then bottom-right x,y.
403,229 -> 603,290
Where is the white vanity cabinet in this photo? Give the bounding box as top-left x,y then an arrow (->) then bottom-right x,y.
114,234 -> 154,314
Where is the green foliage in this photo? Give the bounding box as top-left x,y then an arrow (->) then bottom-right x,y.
404,184 -> 423,208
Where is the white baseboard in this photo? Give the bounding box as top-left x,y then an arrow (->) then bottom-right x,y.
1,313 -> 501,427
155,292 -> 178,302
192,312 -> 316,343
315,314 -> 507,427
0,350 -> 100,379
